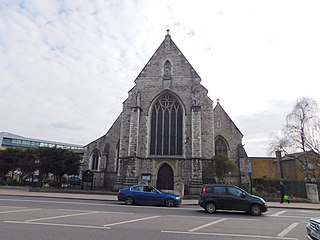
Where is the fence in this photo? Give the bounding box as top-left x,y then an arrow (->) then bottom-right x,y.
252,179 -> 308,199
203,177 -> 312,199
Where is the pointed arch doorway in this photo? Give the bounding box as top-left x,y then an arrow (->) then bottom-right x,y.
157,163 -> 174,190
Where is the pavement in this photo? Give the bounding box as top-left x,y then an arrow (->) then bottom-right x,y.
0,186 -> 320,210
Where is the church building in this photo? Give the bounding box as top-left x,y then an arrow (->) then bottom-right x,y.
83,31 -> 249,195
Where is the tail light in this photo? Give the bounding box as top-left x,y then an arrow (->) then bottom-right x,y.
202,186 -> 207,194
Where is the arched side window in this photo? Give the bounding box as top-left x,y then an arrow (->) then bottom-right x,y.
215,136 -> 228,156
90,149 -> 101,171
150,93 -> 183,156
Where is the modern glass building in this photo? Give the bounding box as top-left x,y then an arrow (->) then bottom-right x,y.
0,132 -> 84,150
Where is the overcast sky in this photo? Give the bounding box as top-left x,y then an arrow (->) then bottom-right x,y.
1,0 -> 320,157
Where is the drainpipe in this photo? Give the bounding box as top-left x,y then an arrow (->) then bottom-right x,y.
275,150 -> 283,178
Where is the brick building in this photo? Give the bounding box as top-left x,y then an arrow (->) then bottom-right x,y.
83,31 -> 249,194
250,151 -> 320,182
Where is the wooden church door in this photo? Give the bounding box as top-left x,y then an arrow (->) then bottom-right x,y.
157,163 -> 174,190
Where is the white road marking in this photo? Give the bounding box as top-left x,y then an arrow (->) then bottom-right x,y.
25,211 -> 99,222
0,198 -> 188,210
57,208 -> 97,212
0,208 -> 42,214
162,230 -> 299,239
271,210 -> 287,216
270,215 -> 309,219
167,214 -> 216,219
298,210 -> 320,213
57,208 -> 134,215
4,220 -> 111,229
0,206 -> 26,208
167,214 -> 260,221
0,198 -> 109,206
103,215 -> 161,227
277,222 -> 300,237
188,218 -> 227,232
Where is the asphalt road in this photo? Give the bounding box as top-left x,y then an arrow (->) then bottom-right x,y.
0,195 -> 317,240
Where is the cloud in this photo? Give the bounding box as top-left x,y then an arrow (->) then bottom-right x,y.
51,121 -> 85,130
1,0 -> 320,156
234,100 -> 295,156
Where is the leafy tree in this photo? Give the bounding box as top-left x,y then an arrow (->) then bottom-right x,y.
18,149 -> 38,177
37,148 -> 80,185
64,151 -> 81,175
215,153 -> 239,181
0,148 -> 29,185
0,147 -> 80,186
203,153 -> 239,183
270,97 -> 320,181
0,148 -> 22,177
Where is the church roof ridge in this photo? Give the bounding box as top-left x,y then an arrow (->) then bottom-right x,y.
134,30 -> 201,83
214,100 -> 243,137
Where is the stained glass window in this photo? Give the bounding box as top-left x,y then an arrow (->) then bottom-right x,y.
215,136 -> 228,155
150,93 -> 183,155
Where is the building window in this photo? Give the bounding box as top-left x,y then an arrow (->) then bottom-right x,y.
2,137 -> 12,146
91,149 -> 101,171
215,136 -> 228,155
150,93 -> 183,155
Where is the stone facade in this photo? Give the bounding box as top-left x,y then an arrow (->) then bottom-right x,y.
83,32 -> 249,194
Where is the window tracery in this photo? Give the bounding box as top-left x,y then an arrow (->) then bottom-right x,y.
215,136 -> 228,155
150,93 -> 182,155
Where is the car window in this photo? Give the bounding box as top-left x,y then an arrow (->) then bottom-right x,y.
213,186 -> 226,194
143,186 -> 156,192
131,186 -> 144,192
150,187 -> 158,193
227,187 -> 242,197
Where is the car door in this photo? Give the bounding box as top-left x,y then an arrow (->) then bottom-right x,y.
148,186 -> 164,204
211,186 -> 228,209
130,186 -> 145,203
225,186 -> 250,211
141,186 -> 161,205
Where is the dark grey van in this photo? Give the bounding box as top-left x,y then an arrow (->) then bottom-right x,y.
198,184 -> 268,216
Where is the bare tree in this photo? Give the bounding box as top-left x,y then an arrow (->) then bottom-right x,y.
286,97 -> 318,152
269,97 -> 320,181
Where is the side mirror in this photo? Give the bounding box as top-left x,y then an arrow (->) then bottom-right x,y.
240,193 -> 246,198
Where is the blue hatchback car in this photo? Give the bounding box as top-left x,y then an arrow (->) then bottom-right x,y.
117,185 -> 181,207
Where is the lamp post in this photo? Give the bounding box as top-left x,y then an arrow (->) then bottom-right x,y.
248,171 -> 252,194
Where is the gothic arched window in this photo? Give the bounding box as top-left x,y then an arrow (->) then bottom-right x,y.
150,93 -> 183,155
90,149 -> 101,171
215,136 -> 228,155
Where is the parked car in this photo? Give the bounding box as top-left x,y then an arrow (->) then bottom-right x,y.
67,176 -> 82,186
198,184 -> 268,216
23,176 -> 41,186
117,185 -> 181,207
307,217 -> 320,240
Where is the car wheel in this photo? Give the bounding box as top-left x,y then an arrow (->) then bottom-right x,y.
165,198 -> 174,207
124,196 -> 134,205
250,204 -> 262,216
205,202 -> 216,214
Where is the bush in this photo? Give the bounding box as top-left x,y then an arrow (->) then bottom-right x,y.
48,181 -> 61,188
